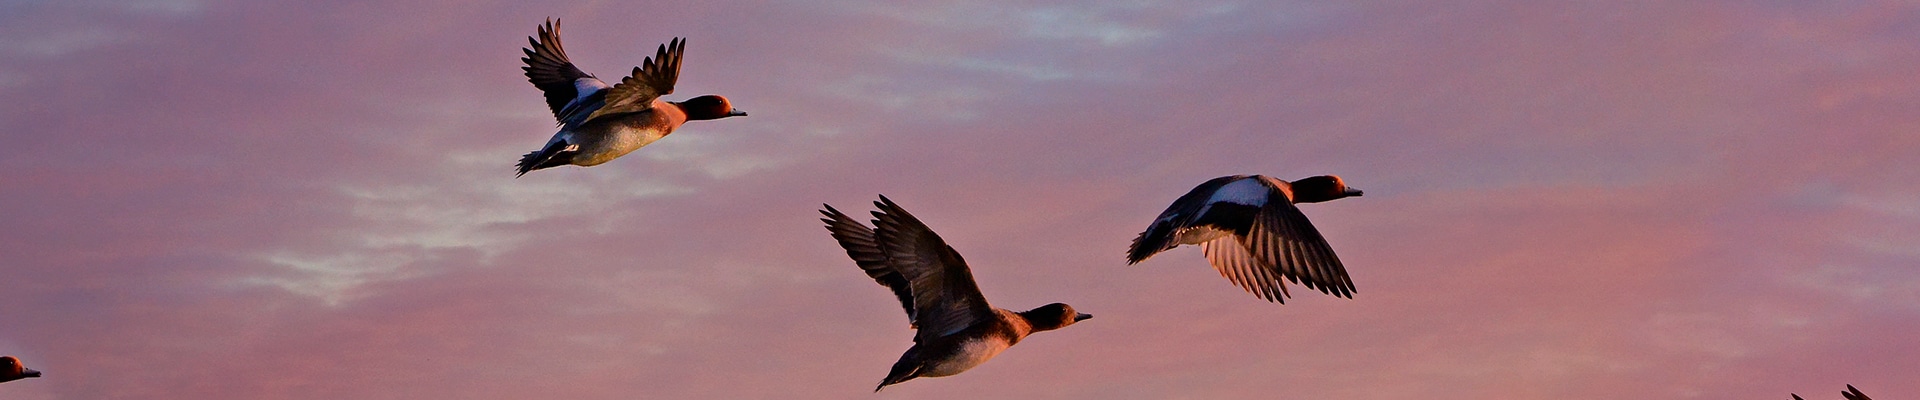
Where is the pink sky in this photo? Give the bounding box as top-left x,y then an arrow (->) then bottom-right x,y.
2,1 -> 1916,399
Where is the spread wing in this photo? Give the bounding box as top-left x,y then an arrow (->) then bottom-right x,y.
1844,385 -> 1873,400
820,204 -> 917,327
867,196 -> 994,342
1200,235 -> 1291,302
520,18 -> 606,123
583,37 -> 683,122
1127,175 -> 1245,264
1239,183 -> 1356,299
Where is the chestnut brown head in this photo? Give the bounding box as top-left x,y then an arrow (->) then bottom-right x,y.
1290,175 -> 1363,203
678,95 -> 747,121
1020,303 -> 1092,332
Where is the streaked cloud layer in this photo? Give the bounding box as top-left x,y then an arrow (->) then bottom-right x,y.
1,0 -> 1915,398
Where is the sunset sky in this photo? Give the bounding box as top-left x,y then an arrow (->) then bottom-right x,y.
2,1 -> 1917,399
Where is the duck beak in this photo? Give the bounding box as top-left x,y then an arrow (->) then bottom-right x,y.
1073,313 -> 1093,322
727,109 -> 748,117
22,368 -> 39,378
1344,187 -> 1364,197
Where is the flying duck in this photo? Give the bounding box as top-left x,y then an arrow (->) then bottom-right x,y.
514,18 -> 746,177
0,356 -> 40,384
1127,175 -> 1363,303
821,196 -> 1091,391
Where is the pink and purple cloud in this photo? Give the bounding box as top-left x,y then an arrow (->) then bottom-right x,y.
1,0 -> 1916,398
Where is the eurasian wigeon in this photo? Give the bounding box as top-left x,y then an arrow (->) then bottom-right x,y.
821,196 -> 1091,391
0,356 -> 40,384
514,18 -> 746,177
1127,175 -> 1363,303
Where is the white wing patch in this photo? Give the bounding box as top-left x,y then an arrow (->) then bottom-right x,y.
554,78 -> 613,125
1206,178 -> 1271,206
572,77 -> 609,99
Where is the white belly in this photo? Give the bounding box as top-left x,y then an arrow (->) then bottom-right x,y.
574,126 -> 668,166
921,338 -> 1011,377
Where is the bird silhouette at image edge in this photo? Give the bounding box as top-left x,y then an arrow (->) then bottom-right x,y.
1793,384 -> 1874,400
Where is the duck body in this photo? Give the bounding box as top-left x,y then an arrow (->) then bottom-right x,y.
885,309 -> 1026,379
522,98 -> 682,170
871,304 -> 1086,390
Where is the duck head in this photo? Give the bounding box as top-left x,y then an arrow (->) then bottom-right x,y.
1020,303 -> 1092,332
1,356 -> 35,378
1289,175 -> 1363,203
677,95 -> 748,121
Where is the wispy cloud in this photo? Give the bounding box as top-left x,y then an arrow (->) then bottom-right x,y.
1,1 -> 1917,399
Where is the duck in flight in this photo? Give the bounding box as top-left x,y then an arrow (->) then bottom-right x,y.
514,18 -> 746,177
0,356 -> 40,384
1127,175 -> 1363,303
821,196 -> 1091,391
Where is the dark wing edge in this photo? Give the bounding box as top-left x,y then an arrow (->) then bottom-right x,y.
584,37 -> 685,122
869,195 -> 994,341
521,18 -> 595,122
874,348 -> 926,392
513,139 -> 576,177
820,204 -> 918,327
1200,237 -> 1290,302
1127,175 -> 1245,264
1246,198 -> 1356,298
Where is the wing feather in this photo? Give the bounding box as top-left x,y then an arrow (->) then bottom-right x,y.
584,38 -> 684,122
867,196 -> 995,341
1246,199 -> 1356,298
520,19 -> 602,123
821,205 -> 917,326
1127,175 -> 1246,263
1201,237 -> 1286,302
